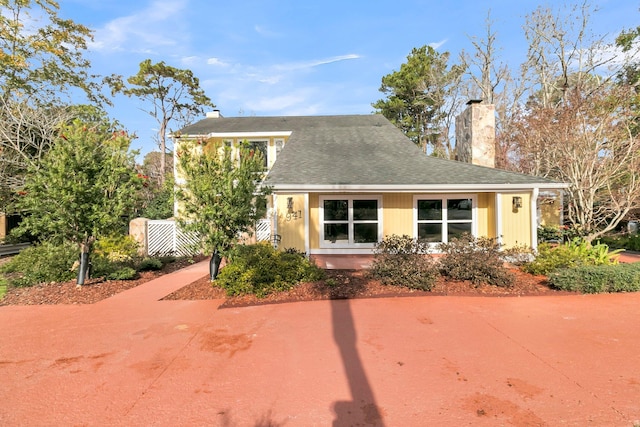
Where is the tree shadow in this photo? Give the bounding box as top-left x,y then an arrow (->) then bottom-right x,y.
331,299 -> 385,426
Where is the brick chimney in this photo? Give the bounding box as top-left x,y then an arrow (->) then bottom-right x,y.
455,100 -> 495,168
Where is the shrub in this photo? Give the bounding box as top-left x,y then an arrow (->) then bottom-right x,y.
215,243 -> 325,298
438,234 -> 514,287
538,225 -> 564,242
598,233 -> 640,251
523,239 -> 622,276
93,235 -> 140,264
501,244 -> 535,266
0,241 -> 77,287
549,263 -> 640,293
368,235 -> 438,291
137,257 -> 164,271
105,267 -> 138,281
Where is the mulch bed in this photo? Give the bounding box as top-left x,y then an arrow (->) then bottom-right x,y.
1,257 -> 574,307
162,267 -> 573,309
0,256 -> 206,306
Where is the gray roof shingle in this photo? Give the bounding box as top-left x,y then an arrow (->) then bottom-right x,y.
179,114 -> 565,191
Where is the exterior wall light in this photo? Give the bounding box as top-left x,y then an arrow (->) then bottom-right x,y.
512,196 -> 523,209
287,197 -> 294,213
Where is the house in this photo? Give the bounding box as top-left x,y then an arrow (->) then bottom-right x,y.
176,103 -> 566,268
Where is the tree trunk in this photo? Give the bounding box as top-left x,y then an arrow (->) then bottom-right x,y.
77,242 -> 91,286
210,249 -> 222,280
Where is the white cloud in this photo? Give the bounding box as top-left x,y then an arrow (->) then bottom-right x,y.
207,57 -> 230,67
89,0 -> 189,53
429,39 -> 448,50
273,54 -> 361,72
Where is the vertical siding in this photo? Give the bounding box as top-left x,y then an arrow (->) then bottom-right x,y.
276,194 -> 306,251
477,193 -> 496,238
501,192 -> 532,248
382,194 -> 413,237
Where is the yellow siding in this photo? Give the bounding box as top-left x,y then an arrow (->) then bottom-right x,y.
501,192 -> 531,248
382,194 -> 413,237
290,192 -> 533,251
477,193 -> 496,239
275,194 -> 306,251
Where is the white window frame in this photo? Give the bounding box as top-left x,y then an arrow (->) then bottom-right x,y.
413,194 -> 477,244
319,195 -> 383,249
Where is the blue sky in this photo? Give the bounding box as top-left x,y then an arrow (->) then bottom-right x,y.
61,0 -> 640,157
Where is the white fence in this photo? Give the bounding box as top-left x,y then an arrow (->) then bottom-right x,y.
147,220 -> 200,257
145,219 -> 271,257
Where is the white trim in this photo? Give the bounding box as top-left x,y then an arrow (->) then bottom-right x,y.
208,131 -> 292,138
319,195 -> 383,249
412,194 -> 477,244
272,194 -> 278,245
496,193 -> 503,246
271,183 -> 568,192
531,188 -> 539,251
304,193 -> 310,256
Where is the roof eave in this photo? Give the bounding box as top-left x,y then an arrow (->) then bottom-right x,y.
267,183 -> 569,193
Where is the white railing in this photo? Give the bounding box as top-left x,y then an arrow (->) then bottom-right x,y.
146,218 -> 271,256
147,220 -> 199,257
256,218 -> 271,242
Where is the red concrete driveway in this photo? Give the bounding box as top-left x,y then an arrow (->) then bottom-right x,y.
1,260 -> 640,426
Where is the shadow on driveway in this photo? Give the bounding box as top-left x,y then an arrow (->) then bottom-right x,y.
331,299 -> 385,426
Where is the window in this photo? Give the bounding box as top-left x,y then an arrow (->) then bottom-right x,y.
415,196 -> 474,243
320,196 -> 381,247
247,140 -> 268,169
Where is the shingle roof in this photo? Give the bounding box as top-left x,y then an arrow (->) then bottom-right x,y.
179,114 -> 565,191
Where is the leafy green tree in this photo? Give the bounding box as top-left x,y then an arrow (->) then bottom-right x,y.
110,59 -> 215,181
175,139 -> 270,279
136,151 -> 174,219
0,0 -> 105,104
373,45 -> 464,155
13,120 -> 142,284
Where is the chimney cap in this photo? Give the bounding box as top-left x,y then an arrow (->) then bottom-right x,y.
466,99 -> 483,105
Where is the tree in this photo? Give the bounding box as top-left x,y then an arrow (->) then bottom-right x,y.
13,120 -> 142,285
373,45 -> 465,156
138,151 -> 174,219
0,0 -> 106,105
0,96 -> 73,210
111,60 -> 215,181
175,139 -> 270,279
463,11 -> 510,105
0,99 -> 114,212
508,83 -> 640,242
521,2 -> 611,108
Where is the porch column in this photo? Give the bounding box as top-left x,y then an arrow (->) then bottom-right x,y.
530,188 -> 539,251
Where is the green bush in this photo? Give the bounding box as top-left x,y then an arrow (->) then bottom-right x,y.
598,233 -> 640,251
215,243 -> 325,298
0,241 -> 77,287
106,267 -> 138,281
368,235 -> 438,291
137,257 -> 164,271
549,263 -> 640,293
93,234 -> 140,264
438,234 -> 514,287
538,225 -> 564,242
523,239 -> 622,276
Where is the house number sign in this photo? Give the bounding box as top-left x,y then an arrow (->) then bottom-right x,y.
286,210 -> 302,221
